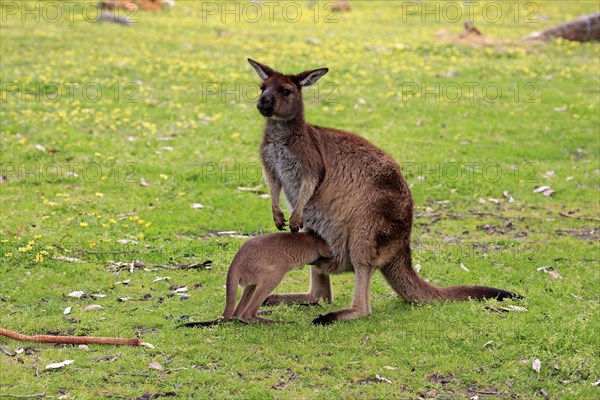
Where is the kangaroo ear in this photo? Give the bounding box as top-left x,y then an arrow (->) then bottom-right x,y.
295,68 -> 329,87
248,58 -> 276,80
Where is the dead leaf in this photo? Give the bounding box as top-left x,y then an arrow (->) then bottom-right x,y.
45,360 -> 74,370
115,279 -> 131,285
532,359 -> 541,373
592,379 -> 600,386
67,291 -> 87,298
63,307 -> 72,315
237,185 -> 264,193
488,198 -> 500,204
502,190 -> 514,203
117,297 -> 132,302
148,361 -> 164,371
548,271 -> 562,279
116,239 -> 137,245
35,144 -> 46,152
460,263 -> 470,272
383,366 -> 397,370
82,305 -> 104,311
191,203 -> 204,209
78,344 -> 89,350
375,374 -> 392,384
504,305 -> 528,312
174,287 -> 188,293
53,256 -> 82,263
537,266 -> 562,279
553,360 -> 559,370
153,277 -> 170,283
533,186 -> 551,193
140,177 -> 151,187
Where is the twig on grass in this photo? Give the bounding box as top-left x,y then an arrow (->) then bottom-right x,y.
51,244 -> 162,256
107,260 -> 212,273
0,392 -> 45,398
0,344 -> 16,356
0,328 -> 154,348
415,211 -> 513,221
558,212 -> 600,222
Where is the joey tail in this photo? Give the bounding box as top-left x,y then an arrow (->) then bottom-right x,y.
221,265 -> 239,321
177,266 -> 240,329
380,252 -> 522,303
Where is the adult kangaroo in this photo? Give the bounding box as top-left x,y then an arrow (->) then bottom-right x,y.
248,59 -> 521,324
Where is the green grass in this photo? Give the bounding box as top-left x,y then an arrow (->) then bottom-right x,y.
1,0 -> 599,398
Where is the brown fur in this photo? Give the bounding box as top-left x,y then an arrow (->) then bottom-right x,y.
99,0 -> 171,12
331,1 -> 351,12
179,232 -> 331,327
248,58 -> 521,325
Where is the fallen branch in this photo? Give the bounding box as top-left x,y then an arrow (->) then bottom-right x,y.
0,393 -> 45,399
0,328 -> 154,348
0,344 -> 15,356
558,212 -> 600,222
51,244 -> 161,256
107,259 -> 212,273
415,211 -> 513,221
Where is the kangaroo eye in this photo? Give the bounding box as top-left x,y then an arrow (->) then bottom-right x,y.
280,88 -> 291,97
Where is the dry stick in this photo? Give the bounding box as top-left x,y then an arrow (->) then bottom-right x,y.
0,393 -> 45,399
51,244 -> 162,256
558,212 -> 600,222
107,260 -> 212,273
0,328 -> 154,348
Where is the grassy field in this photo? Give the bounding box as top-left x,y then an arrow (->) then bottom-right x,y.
1,0 -> 599,398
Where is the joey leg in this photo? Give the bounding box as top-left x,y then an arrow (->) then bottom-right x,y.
264,266 -> 332,305
233,285 -> 256,319
239,278 -> 282,323
313,265 -> 375,325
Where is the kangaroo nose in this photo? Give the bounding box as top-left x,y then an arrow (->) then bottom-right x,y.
259,96 -> 271,105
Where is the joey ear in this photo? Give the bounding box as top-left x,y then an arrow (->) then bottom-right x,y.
295,68 -> 329,87
248,58 -> 276,80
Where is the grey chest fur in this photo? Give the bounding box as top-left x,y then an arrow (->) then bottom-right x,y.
262,142 -> 302,208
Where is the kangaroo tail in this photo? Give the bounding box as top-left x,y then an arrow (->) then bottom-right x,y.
437,285 -> 522,301
380,246 -> 522,302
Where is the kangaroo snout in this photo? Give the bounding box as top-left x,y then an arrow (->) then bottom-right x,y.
257,95 -> 274,116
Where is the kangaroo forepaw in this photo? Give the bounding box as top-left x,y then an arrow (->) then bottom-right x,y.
289,213 -> 303,233
273,211 -> 287,231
